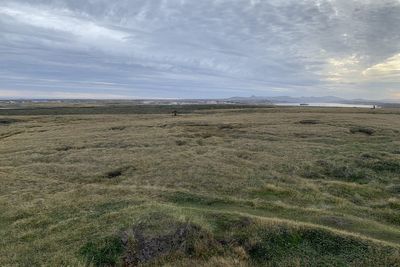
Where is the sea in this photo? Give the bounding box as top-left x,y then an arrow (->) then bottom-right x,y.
274,103 -> 375,108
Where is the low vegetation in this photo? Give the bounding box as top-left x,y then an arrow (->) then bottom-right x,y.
1,104 -> 400,266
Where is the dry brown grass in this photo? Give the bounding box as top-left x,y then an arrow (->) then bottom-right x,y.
1,106 -> 400,266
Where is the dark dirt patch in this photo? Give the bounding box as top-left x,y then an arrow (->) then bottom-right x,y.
110,126 -> 126,131
350,127 -> 375,135
106,170 -> 123,179
0,118 -> 20,125
122,222 -> 219,266
298,119 -> 320,125
175,140 -> 187,146
56,145 -> 74,152
218,124 -> 235,130
105,166 -> 135,179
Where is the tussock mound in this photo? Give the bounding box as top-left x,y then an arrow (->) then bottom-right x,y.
80,212 -> 400,266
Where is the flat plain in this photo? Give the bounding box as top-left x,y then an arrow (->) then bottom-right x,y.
1,104 -> 400,266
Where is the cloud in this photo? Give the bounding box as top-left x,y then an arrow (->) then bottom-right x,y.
0,89 -> 128,99
0,5 -> 127,41
363,53 -> 400,79
1,0 -> 400,99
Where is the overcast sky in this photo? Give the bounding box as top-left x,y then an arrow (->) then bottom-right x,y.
1,0 -> 400,99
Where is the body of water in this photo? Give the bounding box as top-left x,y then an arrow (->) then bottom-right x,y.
274,103 -> 376,108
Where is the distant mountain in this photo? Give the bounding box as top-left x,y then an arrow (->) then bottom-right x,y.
378,99 -> 400,104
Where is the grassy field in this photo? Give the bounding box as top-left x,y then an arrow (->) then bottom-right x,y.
1,104 -> 400,266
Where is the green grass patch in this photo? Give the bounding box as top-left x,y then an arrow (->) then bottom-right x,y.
80,236 -> 124,266
302,159 -> 371,182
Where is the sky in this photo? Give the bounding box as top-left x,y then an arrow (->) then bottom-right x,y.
1,0 -> 400,100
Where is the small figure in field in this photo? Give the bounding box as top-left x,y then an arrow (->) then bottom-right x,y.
372,105 -> 376,110
172,110 -> 178,116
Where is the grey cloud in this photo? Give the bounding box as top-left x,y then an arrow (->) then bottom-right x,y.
1,0 -> 400,99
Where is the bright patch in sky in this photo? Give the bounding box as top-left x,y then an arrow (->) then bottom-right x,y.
1,0 -> 400,99
363,54 -> 400,78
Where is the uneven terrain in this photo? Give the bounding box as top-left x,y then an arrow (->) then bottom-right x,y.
1,105 -> 400,266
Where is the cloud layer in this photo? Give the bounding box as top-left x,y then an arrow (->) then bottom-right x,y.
1,0 -> 400,99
